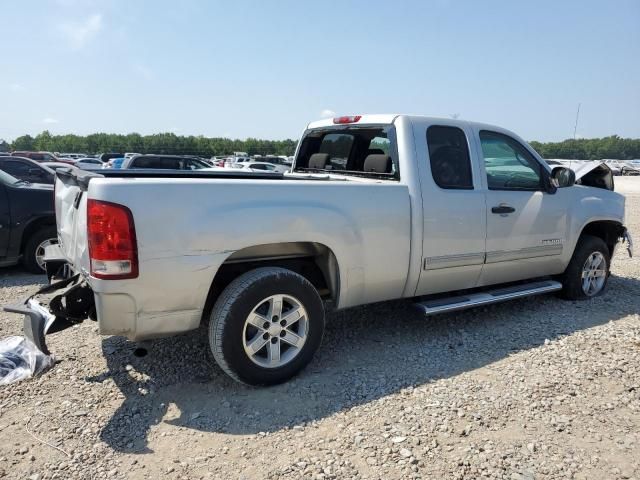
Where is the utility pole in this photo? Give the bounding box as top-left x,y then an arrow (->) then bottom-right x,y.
573,103 -> 581,140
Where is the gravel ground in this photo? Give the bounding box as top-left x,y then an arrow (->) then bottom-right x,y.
1,179 -> 639,480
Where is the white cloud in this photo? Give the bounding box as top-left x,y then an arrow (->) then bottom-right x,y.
43,117 -> 60,124
59,13 -> 103,49
9,83 -> 25,92
320,109 -> 336,119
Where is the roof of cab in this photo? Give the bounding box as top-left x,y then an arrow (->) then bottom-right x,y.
306,114 -> 510,132
306,114 -> 527,144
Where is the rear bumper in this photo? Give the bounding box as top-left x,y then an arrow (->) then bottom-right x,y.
4,300 -> 57,355
3,272 -> 94,354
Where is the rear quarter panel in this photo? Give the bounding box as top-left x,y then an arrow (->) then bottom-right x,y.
87,177 -> 411,338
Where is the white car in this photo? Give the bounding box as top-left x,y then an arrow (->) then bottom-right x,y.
74,158 -> 105,170
603,159 -> 624,175
59,153 -> 87,160
230,161 -> 289,173
622,160 -> 640,176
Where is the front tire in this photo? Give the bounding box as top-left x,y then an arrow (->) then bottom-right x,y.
209,267 -> 325,386
560,235 -> 610,300
22,227 -> 57,274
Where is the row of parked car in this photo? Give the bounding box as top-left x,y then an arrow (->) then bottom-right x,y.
0,151 -> 293,274
0,151 -> 294,186
603,159 -> 640,176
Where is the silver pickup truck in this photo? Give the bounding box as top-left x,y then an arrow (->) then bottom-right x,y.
5,114 -> 633,385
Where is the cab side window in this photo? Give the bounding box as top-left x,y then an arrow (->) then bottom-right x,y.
479,131 -> 542,191
426,126 -> 473,189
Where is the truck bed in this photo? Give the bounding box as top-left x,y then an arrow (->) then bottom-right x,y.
53,165 -> 413,340
56,168 -> 287,190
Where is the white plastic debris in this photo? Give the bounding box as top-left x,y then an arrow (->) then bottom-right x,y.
0,336 -> 54,386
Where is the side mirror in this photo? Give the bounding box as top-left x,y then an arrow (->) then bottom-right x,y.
552,167 -> 576,188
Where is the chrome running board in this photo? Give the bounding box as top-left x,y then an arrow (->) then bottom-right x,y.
414,280 -> 563,316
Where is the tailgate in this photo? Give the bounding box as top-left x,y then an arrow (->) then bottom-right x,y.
54,169 -> 97,274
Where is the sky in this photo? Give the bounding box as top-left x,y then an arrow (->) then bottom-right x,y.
1,0 -> 639,142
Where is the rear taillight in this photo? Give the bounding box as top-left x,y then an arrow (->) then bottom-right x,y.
87,199 -> 138,279
333,115 -> 361,124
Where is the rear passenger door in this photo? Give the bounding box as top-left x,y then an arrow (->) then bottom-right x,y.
414,123 -> 487,295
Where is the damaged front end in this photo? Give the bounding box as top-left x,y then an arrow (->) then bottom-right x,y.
547,159 -> 615,191
3,255 -> 95,355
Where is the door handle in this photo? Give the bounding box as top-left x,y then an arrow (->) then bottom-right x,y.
491,205 -> 515,214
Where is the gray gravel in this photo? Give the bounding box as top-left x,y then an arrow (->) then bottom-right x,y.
1,180 -> 639,480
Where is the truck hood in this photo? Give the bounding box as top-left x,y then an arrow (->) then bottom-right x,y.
545,160 -> 608,180
546,160 -> 614,191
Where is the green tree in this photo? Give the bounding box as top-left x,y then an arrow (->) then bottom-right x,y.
12,134 -> 36,151
33,130 -> 54,152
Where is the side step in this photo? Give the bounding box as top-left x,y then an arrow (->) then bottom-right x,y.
414,280 -> 563,316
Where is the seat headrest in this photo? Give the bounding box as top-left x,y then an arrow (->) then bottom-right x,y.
308,153 -> 329,169
367,148 -> 384,156
363,154 -> 392,173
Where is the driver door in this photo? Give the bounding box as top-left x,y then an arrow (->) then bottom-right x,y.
476,130 -> 569,286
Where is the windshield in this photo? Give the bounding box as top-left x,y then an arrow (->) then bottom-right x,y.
0,169 -> 20,185
294,125 -> 399,179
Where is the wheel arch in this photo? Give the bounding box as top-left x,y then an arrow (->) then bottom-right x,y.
201,241 -> 341,323
19,216 -> 56,255
578,220 -> 625,256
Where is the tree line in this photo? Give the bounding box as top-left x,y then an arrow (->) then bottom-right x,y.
529,136 -> 639,160
2,131 -> 639,160
5,131 -> 297,157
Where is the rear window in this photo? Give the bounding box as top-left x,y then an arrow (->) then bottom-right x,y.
295,126 -> 398,179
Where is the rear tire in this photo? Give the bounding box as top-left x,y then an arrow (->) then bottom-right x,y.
560,235 -> 610,300
209,267 -> 325,386
22,227 -> 57,274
